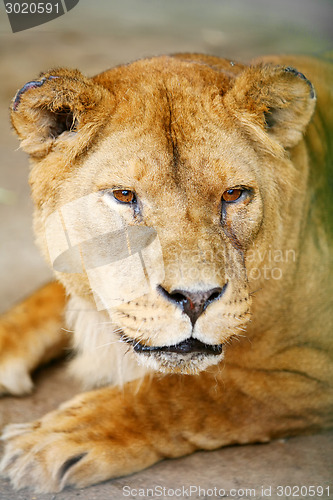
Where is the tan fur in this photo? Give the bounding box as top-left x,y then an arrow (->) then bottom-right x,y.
0,54 -> 332,492
0,282 -> 68,395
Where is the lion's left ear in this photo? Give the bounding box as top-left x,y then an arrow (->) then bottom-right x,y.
11,68 -> 112,158
225,64 -> 316,148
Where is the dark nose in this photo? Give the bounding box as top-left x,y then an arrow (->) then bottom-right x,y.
158,285 -> 227,326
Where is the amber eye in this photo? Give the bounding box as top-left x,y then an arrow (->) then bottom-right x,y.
222,188 -> 243,203
112,189 -> 136,204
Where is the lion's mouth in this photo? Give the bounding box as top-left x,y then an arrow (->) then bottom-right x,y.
132,337 -> 223,356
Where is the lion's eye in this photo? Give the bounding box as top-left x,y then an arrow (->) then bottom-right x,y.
112,189 -> 136,204
222,188 -> 243,203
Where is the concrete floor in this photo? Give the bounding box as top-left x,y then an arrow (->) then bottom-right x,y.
1,0 -> 333,498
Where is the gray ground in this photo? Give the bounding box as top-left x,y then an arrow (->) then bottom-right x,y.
0,0 -> 332,499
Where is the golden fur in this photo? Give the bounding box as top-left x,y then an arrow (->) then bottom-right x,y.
0,54 -> 332,492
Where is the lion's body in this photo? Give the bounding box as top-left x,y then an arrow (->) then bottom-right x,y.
0,54 -> 332,492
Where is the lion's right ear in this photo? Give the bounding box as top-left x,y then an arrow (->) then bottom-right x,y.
224,64 -> 316,149
11,68 -> 111,158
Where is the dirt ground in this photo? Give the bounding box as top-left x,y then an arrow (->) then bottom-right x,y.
0,0 -> 332,498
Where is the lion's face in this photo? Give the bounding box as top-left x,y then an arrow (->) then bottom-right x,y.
57,127 -> 259,373
11,56 -> 316,374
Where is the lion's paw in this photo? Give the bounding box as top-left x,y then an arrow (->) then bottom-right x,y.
0,406 -> 113,493
0,387 -> 162,493
0,360 -> 34,396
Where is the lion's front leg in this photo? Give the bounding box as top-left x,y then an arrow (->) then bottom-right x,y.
0,381 -> 173,493
1,367 -> 326,493
1,373 -> 234,493
0,282 -> 68,396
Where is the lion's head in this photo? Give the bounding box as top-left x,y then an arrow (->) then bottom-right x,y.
11,55 -> 316,377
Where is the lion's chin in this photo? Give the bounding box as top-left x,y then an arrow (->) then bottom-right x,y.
132,338 -> 224,374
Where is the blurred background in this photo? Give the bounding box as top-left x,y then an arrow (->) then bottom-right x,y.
0,0 -> 332,312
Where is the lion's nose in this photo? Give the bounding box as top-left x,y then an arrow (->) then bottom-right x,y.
158,285 -> 227,326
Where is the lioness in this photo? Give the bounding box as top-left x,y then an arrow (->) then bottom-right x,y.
0,54 -> 332,493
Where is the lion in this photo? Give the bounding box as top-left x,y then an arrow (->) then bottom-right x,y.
0,53 -> 332,493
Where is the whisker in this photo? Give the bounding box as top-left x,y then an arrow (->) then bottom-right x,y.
95,320 -> 118,326
95,339 -> 122,349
